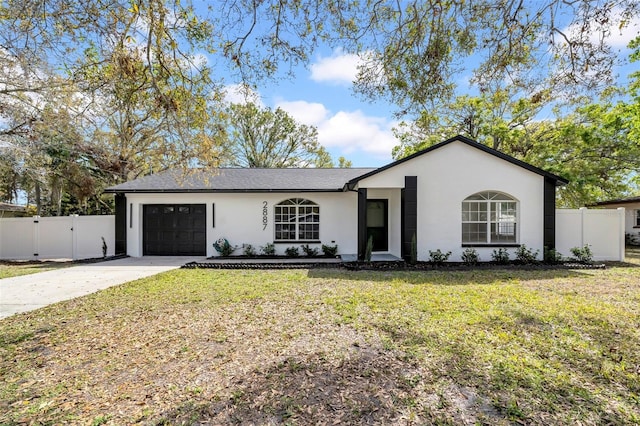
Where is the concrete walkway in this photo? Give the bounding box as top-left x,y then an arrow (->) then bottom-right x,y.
0,256 -> 204,320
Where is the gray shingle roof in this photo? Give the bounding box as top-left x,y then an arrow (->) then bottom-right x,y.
105,168 -> 377,193
592,196 -> 640,206
0,202 -> 26,212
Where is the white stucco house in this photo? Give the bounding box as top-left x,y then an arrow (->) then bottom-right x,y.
105,135 -> 568,261
592,196 -> 640,245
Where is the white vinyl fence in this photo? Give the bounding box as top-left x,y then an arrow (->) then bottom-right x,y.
0,209 -> 626,262
556,208 -> 626,262
0,215 -> 115,260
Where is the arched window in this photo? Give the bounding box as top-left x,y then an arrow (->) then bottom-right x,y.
274,198 -> 319,241
462,191 -> 517,244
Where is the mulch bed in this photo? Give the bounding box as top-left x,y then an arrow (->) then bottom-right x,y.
183,261 -> 339,270
183,260 -> 607,270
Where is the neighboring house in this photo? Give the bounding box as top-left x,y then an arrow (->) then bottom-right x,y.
591,196 -> 640,245
0,202 -> 27,218
105,135 -> 568,261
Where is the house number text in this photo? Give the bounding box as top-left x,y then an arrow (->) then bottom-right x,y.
262,201 -> 268,230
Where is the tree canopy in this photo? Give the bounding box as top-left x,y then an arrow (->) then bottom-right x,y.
0,0 -> 638,212
221,102 -> 334,168
392,38 -> 640,207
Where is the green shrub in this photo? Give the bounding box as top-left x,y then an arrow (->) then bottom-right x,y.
242,244 -> 257,257
260,243 -> 276,256
213,238 -> 236,256
301,244 -> 319,257
461,248 -> 480,265
364,235 -> 373,262
491,248 -> 510,264
570,244 -> 593,264
514,244 -> 539,264
285,246 -> 300,257
543,246 -> 563,264
409,233 -> 417,265
321,244 -> 338,257
428,249 -> 451,265
101,236 -> 107,258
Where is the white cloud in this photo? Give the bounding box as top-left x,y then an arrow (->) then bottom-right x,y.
563,8 -> 640,49
310,48 -> 363,86
274,100 -> 329,126
223,83 -> 264,106
277,99 -> 398,158
188,53 -> 209,70
603,17 -> 640,48
318,110 -> 399,156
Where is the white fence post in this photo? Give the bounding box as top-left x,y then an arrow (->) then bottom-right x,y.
579,207 -> 587,247
618,208 -> 625,262
33,215 -> 40,259
71,214 -> 79,260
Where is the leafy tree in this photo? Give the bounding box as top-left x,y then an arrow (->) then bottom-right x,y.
84,43 -> 224,183
1,0 -> 219,177
213,0 -> 638,113
0,153 -> 21,203
392,84 -> 549,158
3,1 -> 637,119
392,89 -> 639,207
337,157 -> 353,168
222,102 -> 333,168
0,0 -> 224,214
0,0 -> 638,214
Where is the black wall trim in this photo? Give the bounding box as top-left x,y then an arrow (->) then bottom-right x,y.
212,203 -> 215,228
114,193 -> 127,255
543,176 -> 556,250
401,176 -> 417,261
357,188 -> 367,261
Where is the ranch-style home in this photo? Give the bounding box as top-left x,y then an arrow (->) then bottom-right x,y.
105,135 -> 569,262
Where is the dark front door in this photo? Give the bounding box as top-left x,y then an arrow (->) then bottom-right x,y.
143,204 -> 206,255
366,199 -> 388,251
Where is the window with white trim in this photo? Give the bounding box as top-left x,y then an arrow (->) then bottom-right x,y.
274,198 -> 319,241
635,209 -> 640,227
462,191 -> 517,244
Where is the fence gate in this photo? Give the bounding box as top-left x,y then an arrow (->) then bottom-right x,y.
0,215 -> 115,260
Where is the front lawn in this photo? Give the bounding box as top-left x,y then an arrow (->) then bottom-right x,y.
1,266 -> 639,425
0,261 -> 71,279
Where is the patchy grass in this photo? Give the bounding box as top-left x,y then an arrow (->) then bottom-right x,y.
0,261 -> 71,279
626,246 -> 640,264
1,266 -> 639,425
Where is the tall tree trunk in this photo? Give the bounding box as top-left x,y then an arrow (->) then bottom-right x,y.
35,181 -> 41,216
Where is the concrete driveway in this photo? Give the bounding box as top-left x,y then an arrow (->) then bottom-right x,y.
0,256 -> 204,319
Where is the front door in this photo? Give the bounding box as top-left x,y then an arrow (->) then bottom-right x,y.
366,199 -> 388,251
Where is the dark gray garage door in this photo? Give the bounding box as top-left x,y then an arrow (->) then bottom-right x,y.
143,204 -> 206,255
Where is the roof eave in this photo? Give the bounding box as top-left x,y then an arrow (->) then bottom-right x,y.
590,197 -> 640,206
103,188 -> 346,194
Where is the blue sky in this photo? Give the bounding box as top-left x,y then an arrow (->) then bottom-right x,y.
222,47 -> 401,167
221,12 -> 640,168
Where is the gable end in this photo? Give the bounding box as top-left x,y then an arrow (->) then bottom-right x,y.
348,135 -> 569,188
